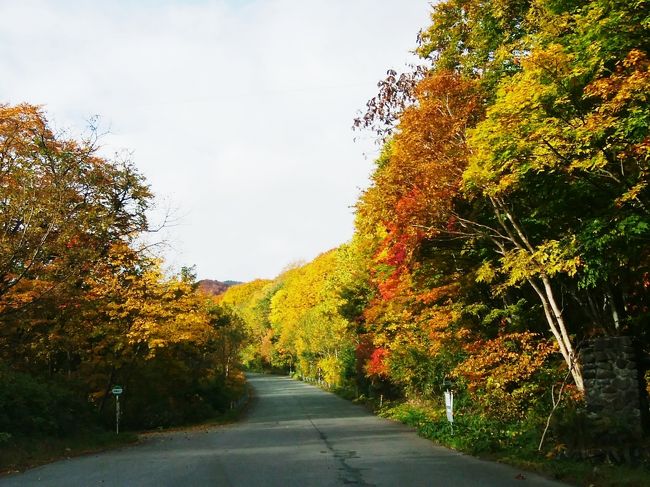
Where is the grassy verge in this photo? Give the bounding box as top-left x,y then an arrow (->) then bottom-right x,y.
498,452 -> 650,487
0,430 -> 139,475
373,399 -> 650,487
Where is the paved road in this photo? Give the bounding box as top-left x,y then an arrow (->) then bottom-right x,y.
1,374 -> 567,486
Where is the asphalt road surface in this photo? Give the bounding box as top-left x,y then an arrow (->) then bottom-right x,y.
0,374 -> 568,486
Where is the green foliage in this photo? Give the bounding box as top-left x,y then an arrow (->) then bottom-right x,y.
116,360 -> 243,430
381,399 -> 541,456
0,366 -> 94,437
417,0 -> 531,92
387,345 -> 463,399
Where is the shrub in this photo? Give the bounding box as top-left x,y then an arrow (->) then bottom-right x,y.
0,367 -> 94,437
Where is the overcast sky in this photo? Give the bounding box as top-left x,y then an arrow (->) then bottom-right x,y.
0,0 -> 431,282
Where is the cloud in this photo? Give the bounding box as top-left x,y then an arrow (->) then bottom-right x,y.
0,0 -> 430,281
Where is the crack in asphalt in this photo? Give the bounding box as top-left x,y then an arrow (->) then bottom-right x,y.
307,418 -> 374,486
294,389 -> 373,486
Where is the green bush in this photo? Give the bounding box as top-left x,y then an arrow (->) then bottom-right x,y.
0,367 -> 94,437
381,397 -> 545,456
111,357 -> 247,430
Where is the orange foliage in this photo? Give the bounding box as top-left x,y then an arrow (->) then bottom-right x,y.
454,332 -> 557,390
453,332 -> 558,420
366,347 -> 390,377
363,71 -> 482,243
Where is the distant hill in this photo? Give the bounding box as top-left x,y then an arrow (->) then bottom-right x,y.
197,279 -> 241,296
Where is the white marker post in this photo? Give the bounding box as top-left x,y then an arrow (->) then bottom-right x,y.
444,389 -> 454,434
111,386 -> 123,434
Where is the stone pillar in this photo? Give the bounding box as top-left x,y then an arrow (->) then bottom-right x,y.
580,336 -> 648,444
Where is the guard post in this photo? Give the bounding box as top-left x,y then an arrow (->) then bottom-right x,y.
442,378 -> 454,435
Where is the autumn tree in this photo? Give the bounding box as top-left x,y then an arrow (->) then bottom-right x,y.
462,0 -> 650,389
0,104 -> 247,436
0,104 -> 150,319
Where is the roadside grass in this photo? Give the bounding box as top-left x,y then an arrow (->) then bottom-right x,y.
374,399 -> 650,487
0,380 -> 252,475
0,430 -> 139,475
498,453 -> 650,487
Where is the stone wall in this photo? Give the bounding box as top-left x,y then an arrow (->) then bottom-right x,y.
580,336 -> 648,444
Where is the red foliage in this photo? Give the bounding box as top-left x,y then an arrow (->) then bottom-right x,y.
366,347 -> 390,377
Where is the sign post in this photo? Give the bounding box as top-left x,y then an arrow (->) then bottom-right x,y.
111,386 -> 123,434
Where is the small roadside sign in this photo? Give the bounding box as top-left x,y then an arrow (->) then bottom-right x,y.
444,389 -> 454,423
111,386 -> 123,395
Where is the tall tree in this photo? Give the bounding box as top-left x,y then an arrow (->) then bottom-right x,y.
0,104 -> 150,318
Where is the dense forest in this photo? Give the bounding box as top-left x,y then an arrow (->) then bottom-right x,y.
0,104 -> 247,446
220,0 -> 650,457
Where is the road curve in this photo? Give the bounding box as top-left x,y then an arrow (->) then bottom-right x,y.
1,374 -> 567,486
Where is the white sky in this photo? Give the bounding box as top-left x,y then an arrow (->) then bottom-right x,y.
0,0 -> 431,282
